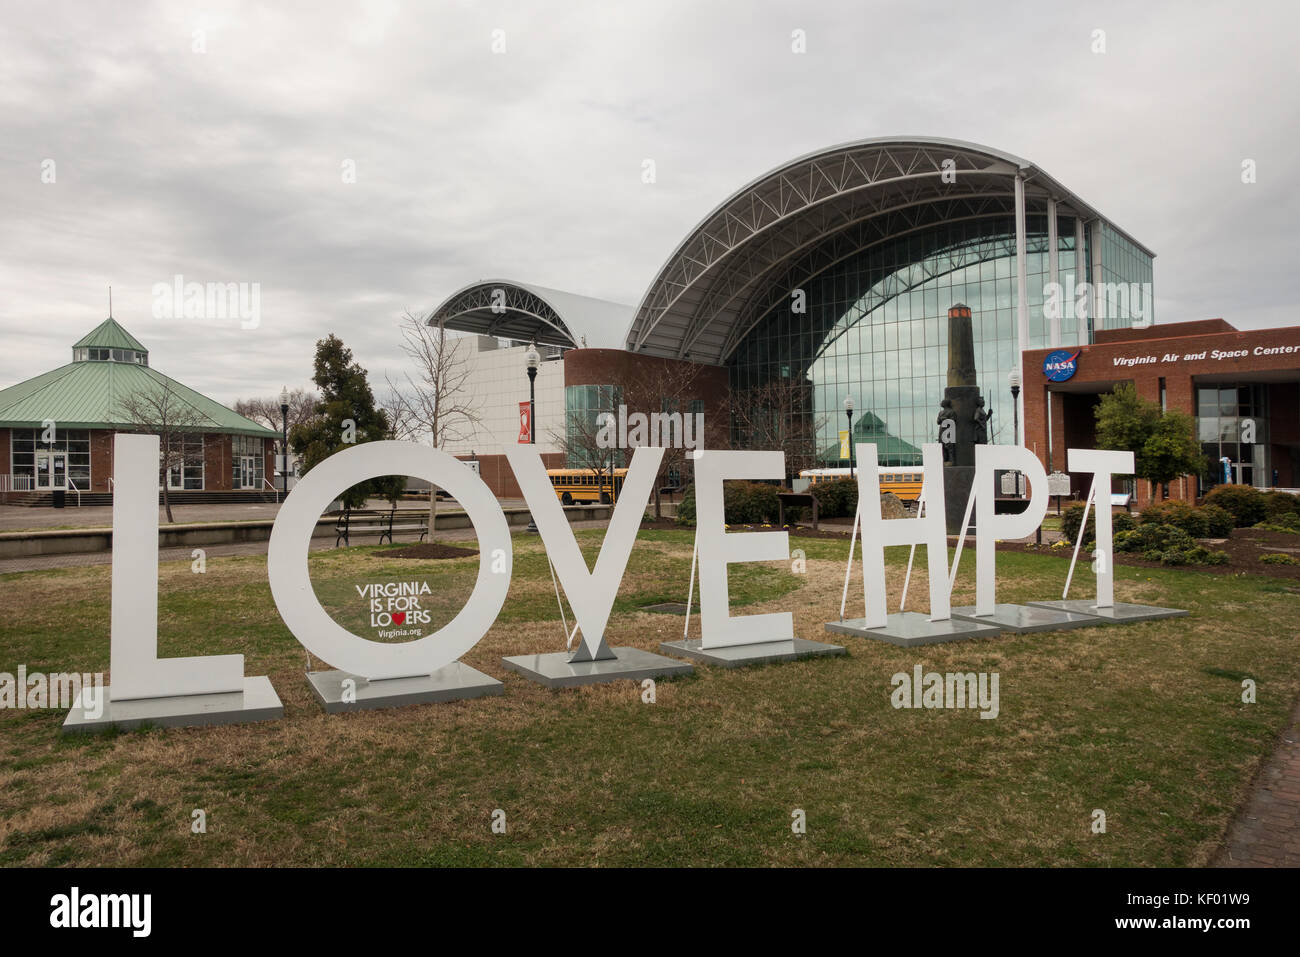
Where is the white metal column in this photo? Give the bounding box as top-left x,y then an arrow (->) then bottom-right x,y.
1090,220 -> 1104,332
1047,197 -> 1060,347
1014,173 -> 1028,444
1075,216 -> 1088,344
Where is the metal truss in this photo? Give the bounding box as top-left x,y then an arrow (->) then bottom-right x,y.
627,139 -> 1112,365
430,282 -> 578,348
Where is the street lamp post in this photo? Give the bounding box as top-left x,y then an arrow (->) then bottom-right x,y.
525,344 -> 540,533
279,386 -> 290,500
843,395 -> 855,479
1008,371 -> 1022,496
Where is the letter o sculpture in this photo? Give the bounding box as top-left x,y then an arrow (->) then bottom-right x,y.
268,441 -> 512,680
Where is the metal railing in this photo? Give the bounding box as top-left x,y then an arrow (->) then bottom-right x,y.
263,477 -> 280,504
67,478 -> 82,507
0,474 -> 33,492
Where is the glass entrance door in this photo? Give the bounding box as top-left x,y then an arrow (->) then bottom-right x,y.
240,456 -> 258,489
34,450 -> 67,490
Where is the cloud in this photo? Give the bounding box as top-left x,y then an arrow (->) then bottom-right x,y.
1,0 -> 1297,403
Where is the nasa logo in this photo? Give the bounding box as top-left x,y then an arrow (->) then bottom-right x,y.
1043,349 -> 1080,382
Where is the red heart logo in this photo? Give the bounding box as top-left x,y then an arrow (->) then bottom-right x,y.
392,612 -> 406,626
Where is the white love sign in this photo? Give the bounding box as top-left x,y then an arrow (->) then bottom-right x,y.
97,435 -> 1138,723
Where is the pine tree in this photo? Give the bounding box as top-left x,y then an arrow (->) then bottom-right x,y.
290,334 -> 404,509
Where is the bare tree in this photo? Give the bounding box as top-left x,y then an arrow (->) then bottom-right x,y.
116,379 -> 212,523
621,360 -> 712,518
233,388 -> 318,435
730,377 -> 825,481
549,399 -> 621,505
233,388 -> 317,488
385,311 -> 482,535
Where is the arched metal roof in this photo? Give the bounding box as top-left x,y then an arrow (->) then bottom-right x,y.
626,136 -> 1153,365
428,279 -> 634,349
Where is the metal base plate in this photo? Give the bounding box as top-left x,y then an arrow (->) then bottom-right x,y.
61,676 -> 283,733
949,602 -> 1104,633
659,637 -> 846,668
825,611 -> 1002,647
307,662 -> 503,713
642,602 -> 692,615
1024,599 -> 1189,623
501,646 -> 693,689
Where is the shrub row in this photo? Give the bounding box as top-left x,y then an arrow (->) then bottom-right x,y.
809,477 -> 858,519
675,481 -> 782,526
1061,503 -> 1135,548
1202,484 -> 1300,527
1112,522 -> 1228,565
1260,552 -> 1300,566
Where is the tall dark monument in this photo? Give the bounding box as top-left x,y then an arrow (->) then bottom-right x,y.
938,303 -> 988,533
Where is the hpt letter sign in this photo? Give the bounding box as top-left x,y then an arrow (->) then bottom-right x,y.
102,432 -> 1127,715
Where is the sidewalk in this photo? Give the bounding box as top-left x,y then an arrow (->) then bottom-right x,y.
1213,693 -> 1300,867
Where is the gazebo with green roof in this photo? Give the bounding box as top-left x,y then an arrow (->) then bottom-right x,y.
0,317 -> 278,502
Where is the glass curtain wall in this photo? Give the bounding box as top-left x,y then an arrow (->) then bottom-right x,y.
729,211 -> 1150,467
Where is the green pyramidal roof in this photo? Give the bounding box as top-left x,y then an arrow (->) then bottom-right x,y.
0,319 -> 277,437
72,317 -> 149,353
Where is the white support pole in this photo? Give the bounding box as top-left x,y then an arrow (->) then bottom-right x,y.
1090,220 -> 1104,333
546,556 -> 571,645
1075,216 -> 1089,344
946,480 -> 980,598
683,530 -> 699,639
1047,197 -> 1060,347
839,506 -> 861,622
1063,481 -> 1096,600
900,492 -> 925,611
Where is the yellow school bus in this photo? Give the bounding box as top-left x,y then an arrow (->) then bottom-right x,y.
798,467 -> 925,503
547,468 -> 628,505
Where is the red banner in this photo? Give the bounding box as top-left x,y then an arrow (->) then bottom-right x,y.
518,401 -> 532,443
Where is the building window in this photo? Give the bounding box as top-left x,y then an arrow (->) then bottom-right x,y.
1196,383 -> 1268,491
564,384 -> 623,470
10,428 -> 91,490
161,434 -> 205,490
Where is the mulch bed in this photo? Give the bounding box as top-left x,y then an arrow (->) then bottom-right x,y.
640,517 -> 1300,580
376,543 -> 479,560
639,517 -> 854,539
1010,527 -> 1300,580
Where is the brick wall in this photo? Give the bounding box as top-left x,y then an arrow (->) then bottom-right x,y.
1025,322 -> 1300,506
204,434 -> 228,490
89,430 -> 113,491
462,452 -> 567,498
563,349 -> 731,451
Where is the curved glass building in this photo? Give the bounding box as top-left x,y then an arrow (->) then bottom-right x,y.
430,137 -> 1157,487
626,138 -> 1155,466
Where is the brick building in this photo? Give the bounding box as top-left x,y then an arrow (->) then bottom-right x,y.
0,317 -> 279,505
1023,319 -> 1300,506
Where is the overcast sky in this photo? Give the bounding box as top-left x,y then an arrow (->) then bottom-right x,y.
2,0 -> 1297,404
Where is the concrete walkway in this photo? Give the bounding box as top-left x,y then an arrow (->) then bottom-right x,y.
1214,693 -> 1300,867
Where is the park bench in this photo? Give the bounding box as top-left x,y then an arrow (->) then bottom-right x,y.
334,506 -> 429,548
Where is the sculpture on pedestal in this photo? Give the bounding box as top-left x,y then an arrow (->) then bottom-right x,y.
939,303 -> 989,533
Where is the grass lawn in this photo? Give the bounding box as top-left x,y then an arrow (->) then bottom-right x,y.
0,527 -> 1295,867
